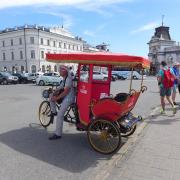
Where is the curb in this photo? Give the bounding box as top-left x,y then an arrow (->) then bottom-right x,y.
94,120 -> 148,180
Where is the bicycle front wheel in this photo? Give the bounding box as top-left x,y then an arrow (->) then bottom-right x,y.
39,101 -> 52,128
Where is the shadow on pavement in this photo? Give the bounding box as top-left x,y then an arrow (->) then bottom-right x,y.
0,125 -> 122,173
146,117 -> 180,125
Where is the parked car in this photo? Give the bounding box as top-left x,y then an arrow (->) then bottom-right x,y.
102,72 -> 118,81
112,71 -> 128,80
93,71 -> 106,80
80,71 -> 106,81
0,72 -> 18,85
127,71 -> 147,80
0,73 -> 5,84
12,73 -> 28,84
112,71 -> 146,80
36,72 -> 62,86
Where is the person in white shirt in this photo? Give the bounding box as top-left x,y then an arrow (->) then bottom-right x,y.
49,65 -> 75,140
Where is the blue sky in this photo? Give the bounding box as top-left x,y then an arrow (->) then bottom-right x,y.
0,0 -> 180,57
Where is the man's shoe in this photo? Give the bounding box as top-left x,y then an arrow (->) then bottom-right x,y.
160,108 -> 166,114
173,106 -> 177,114
173,102 -> 177,106
49,134 -> 61,140
76,123 -> 86,131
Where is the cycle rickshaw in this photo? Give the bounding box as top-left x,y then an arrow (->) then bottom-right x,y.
39,52 -> 150,154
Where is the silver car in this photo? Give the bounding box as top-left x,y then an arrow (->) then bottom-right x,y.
36,72 -> 62,86
0,72 -> 18,85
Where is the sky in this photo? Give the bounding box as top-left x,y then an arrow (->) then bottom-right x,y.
0,0 -> 180,57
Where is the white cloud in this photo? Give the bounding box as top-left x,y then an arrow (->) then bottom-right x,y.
83,30 -> 95,37
0,0 -> 132,11
0,0 -> 86,9
83,24 -> 107,37
130,22 -> 158,34
38,11 -> 73,29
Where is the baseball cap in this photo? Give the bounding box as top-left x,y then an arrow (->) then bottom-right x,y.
59,65 -> 69,71
173,62 -> 180,66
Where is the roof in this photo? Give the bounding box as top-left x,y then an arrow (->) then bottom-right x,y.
46,52 -> 150,69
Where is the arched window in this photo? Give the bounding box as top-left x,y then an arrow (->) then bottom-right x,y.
31,65 -> 36,73
42,65 -> 45,72
12,66 -> 15,72
21,66 -> 24,73
4,67 -> 7,71
54,65 -> 57,72
46,65 -> 51,72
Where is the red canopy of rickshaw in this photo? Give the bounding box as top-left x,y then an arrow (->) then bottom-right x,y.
46,52 -> 150,69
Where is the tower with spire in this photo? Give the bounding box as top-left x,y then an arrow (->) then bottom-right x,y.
147,16 -> 179,74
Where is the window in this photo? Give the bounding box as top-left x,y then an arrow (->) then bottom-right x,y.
42,65 -> 45,72
93,66 -> 107,81
47,39 -> 50,46
54,65 -> 57,72
41,38 -> 43,45
11,52 -> 14,60
53,41 -> 56,47
59,42 -> 61,48
30,37 -> 34,44
64,43 -> 66,49
31,50 -> 35,59
46,65 -> 51,72
11,39 -> 13,46
77,45 -> 80,51
41,51 -> 44,59
21,66 -> 24,73
3,52 -> 6,60
19,38 -> 22,45
80,65 -> 89,82
2,41 -> 5,47
68,44 -> 71,49
20,51 -> 23,59
31,65 -> 36,73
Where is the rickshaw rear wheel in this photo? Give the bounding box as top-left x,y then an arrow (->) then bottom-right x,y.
87,119 -> 121,154
39,100 -> 52,128
121,124 -> 137,137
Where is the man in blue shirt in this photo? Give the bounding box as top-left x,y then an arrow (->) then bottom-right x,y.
158,61 -> 176,114
172,62 -> 180,105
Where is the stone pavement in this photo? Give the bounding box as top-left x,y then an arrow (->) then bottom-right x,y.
106,100 -> 180,180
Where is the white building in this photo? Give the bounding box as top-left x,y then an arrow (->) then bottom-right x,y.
148,24 -> 180,74
0,25 -> 83,73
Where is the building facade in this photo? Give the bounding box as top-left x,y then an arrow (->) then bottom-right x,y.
148,25 -> 180,74
0,25 -> 83,73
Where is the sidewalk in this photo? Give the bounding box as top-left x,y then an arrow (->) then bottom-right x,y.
107,101 -> 180,180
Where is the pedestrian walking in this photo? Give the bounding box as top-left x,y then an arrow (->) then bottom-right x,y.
157,61 -> 176,114
171,62 -> 180,105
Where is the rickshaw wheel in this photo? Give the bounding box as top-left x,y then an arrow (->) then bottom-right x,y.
87,119 -> 121,154
39,101 -> 52,128
121,124 -> 137,137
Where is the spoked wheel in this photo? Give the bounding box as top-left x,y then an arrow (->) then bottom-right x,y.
121,124 -> 137,137
87,119 -> 121,154
39,101 -> 52,128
